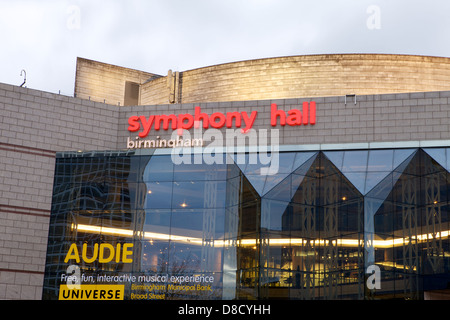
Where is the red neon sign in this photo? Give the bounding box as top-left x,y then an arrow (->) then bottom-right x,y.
128,102 -> 316,138
271,101 -> 316,126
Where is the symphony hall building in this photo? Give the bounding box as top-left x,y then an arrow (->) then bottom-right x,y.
1,54 -> 450,300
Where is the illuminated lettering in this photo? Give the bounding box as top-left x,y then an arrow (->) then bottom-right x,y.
138,115 -> 155,138
127,107 -> 260,138
127,115 -> 140,132
128,103 -> 316,138
241,111 -> 258,133
271,102 -> 316,127
154,114 -> 177,130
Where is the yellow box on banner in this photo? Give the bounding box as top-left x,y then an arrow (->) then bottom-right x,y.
59,284 -> 125,300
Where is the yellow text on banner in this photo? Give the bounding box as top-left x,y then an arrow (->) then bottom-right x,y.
59,284 -> 125,300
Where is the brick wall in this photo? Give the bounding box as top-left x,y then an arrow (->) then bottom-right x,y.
0,83 -> 119,299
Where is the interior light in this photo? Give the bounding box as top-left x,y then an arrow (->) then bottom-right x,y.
180,202 -> 187,208
148,190 -> 152,194
342,196 -> 347,201
74,224 -> 450,249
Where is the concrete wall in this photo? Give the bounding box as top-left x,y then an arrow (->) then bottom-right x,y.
0,83 -> 119,299
139,54 -> 450,105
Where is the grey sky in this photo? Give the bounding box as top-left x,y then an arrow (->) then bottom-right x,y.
1,0 -> 450,95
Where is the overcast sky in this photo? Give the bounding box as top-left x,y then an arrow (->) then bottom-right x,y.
1,0 -> 450,95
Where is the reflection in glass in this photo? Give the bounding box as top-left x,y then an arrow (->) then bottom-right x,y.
367,150 -> 393,172
342,151 -> 368,172
145,182 -> 173,209
172,181 -> 226,209
143,155 -> 174,181
44,148 -> 450,300
173,154 -> 227,181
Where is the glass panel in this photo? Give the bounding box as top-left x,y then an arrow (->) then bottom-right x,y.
261,199 -> 290,231
173,154 -> 227,181
367,171 -> 402,202
140,239 -> 169,272
242,152 -> 317,197
143,155 -> 174,181
172,181 -> 226,209
236,232 -> 259,299
393,149 -> 415,169
342,150 -> 368,172
294,152 -> 318,177
261,269 -> 291,299
76,182 -> 107,211
167,240 -> 202,272
143,209 -> 171,234
447,148 -> 450,172
144,182 -> 173,209
239,200 -> 260,236
71,156 -> 106,184
141,209 -> 171,272
290,174 -> 306,200
264,175 -> 293,202
367,149 -> 393,172
262,173 -> 290,195
423,148 -> 447,171
106,156 -> 139,183
292,152 -> 317,172
103,182 -> 139,211
172,181 -> 205,209
181,209 -> 225,238
289,235 -> 319,299
323,151 -> 344,171
240,175 -> 260,205
364,171 -> 391,194
342,172 -> 366,194
291,174 -> 318,206
243,174 -> 266,196
243,152 -> 266,175
276,152 -> 297,174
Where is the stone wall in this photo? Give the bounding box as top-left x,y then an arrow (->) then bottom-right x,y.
74,57 -> 160,106
139,54 -> 450,105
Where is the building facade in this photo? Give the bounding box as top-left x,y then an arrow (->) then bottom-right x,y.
1,54 -> 450,300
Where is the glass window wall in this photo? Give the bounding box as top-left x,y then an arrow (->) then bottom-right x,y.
43,148 -> 450,300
